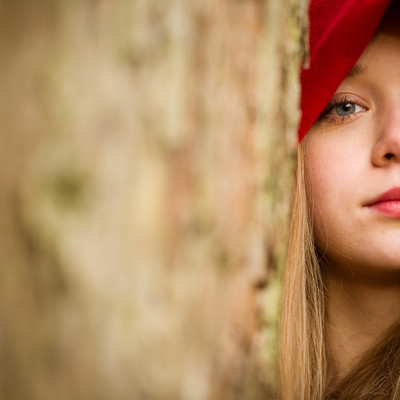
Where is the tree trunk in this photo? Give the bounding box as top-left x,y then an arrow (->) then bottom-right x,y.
0,0 -> 307,399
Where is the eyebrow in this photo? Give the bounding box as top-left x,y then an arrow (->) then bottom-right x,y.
347,63 -> 367,78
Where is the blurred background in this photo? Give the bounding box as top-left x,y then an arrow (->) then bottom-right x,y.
0,0 -> 307,399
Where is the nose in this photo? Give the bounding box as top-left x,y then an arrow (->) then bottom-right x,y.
371,108 -> 400,167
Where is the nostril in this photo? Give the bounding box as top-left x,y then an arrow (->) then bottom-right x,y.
385,153 -> 395,160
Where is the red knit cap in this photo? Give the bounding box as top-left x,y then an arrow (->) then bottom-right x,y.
298,0 -> 392,142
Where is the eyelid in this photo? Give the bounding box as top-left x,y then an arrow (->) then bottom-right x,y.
322,94 -> 368,114
319,94 -> 369,123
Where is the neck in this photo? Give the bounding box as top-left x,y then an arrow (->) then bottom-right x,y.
323,265 -> 400,387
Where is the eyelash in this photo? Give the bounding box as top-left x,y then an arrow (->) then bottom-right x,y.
319,96 -> 367,124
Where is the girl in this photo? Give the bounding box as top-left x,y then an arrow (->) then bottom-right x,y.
280,0 -> 400,398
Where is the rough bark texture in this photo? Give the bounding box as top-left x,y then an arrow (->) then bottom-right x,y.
0,0 -> 307,399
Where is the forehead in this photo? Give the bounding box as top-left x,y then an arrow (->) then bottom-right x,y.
337,2 -> 400,90
358,29 -> 400,72
349,10 -> 400,81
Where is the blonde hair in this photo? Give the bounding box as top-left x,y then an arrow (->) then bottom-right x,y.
279,141 -> 326,400
279,141 -> 400,399
326,321 -> 400,399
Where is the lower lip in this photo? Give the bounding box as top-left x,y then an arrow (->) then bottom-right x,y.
368,201 -> 400,217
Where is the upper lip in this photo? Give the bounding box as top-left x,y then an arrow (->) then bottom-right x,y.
364,187 -> 400,206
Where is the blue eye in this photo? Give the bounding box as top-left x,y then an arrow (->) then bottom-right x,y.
319,99 -> 367,123
335,102 -> 357,116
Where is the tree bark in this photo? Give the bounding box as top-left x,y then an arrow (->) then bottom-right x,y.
0,0 -> 307,399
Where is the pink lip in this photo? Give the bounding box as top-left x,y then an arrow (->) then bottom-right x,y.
365,187 -> 400,217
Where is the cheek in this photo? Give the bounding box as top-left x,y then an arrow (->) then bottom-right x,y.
304,145 -> 357,250
305,163 -> 333,250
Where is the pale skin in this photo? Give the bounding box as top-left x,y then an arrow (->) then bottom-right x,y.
303,9 -> 400,385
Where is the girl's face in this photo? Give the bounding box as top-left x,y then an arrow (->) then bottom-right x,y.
304,13 -> 400,281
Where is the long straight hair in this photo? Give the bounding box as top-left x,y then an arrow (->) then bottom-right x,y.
279,142 -> 400,399
279,141 -> 326,400
326,320 -> 400,400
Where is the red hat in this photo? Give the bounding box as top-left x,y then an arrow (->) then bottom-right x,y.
298,0 -> 392,142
